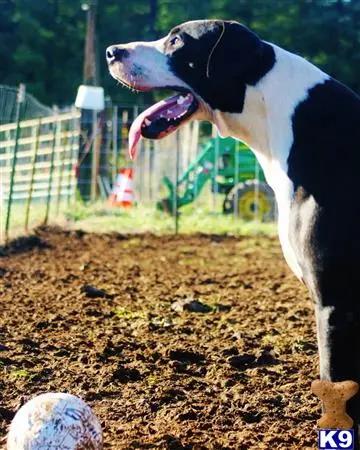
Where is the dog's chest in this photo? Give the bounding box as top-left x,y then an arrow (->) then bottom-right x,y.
277,192 -> 304,281
256,155 -> 304,280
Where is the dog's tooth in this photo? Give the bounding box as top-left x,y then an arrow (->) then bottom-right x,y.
144,118 -> 151,126
177,96 -> 185,105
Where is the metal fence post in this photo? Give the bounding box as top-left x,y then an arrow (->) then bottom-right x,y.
213,131 -> 220,213
25,119 -> 41,232
5,83 -> 25,242
173,131 -> 180,234
254,158 -> 260,222
67,116 -> 74,206
112,105 -> 118,184
44,108 -> 58,224
234,142 -> 240,218
56,121 -> 67,215
67,111 -> 78,206
90,109 -> 98,201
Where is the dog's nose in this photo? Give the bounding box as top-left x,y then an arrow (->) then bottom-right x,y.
106,46 -> 128,63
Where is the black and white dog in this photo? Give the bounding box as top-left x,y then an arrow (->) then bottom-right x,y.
107,20 -> 360,430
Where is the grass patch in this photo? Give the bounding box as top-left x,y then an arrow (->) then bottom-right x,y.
147,375 -> 162,386
1,199 -> 70,242
63,202 -> 278,236
3,188 -> 278,240
114,307 -> 146,320
9,369 -> 30,379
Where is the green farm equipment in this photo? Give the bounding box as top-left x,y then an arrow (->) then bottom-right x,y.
157,137 -> 275,221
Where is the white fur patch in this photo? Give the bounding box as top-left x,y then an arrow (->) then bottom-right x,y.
316,305 -> 334,380
179,20 -> 218,39
109,37 -> 191,91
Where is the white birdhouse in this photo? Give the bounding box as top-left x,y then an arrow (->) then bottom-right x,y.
75,85 -> 105,110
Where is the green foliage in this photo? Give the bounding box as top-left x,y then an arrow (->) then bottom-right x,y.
1,0 -> 360,105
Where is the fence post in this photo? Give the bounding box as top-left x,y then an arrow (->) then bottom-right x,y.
90,109 -> 98,201
56,121 -> 67,215
112,105 -> 118,184
234,142 -> 240,218
212,129 -> 220,213
24,119 -> 41,232
67,111 -> 78,206
5,83 -> 25,242
43,108 -> 58,224
145,140 -> 151,204
254,158 -> 260,222
173,131 -> 180,234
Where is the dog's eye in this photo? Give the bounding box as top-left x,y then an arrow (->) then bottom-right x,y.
169,35 -> 182,48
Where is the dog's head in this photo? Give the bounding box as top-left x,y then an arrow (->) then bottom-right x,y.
106,20 -> 274,157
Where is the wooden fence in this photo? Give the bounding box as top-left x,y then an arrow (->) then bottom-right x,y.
0,110 -> 81,240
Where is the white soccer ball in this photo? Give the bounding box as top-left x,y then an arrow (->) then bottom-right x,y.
7,392 -> 103,449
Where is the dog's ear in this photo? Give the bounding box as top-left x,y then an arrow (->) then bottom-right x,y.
207,21 -> 265,85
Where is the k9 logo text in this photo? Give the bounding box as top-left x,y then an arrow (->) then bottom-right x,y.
318,429 -> 354,450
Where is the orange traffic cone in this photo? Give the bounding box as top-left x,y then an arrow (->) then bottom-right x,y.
108,168 -> 134,207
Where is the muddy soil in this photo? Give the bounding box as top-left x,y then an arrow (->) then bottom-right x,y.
0,227 -> 320,449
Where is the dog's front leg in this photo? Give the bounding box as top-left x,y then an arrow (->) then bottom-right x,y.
290,199 -> 360,445
314,288 -> 360,446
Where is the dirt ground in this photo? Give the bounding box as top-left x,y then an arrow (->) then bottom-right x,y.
0,227 -> 321,449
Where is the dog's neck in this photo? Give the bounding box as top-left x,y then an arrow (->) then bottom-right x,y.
212,87 -> 269,156
211,43 -> 329,192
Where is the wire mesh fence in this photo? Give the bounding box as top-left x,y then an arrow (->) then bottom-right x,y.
0,84 -> 53,125
0,85 -> 80,242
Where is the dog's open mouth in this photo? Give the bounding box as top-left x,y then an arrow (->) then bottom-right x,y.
128,91 -> 198,159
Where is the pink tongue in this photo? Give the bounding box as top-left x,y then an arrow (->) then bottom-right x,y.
128,94 -> 192,159
128,110 -> 147,160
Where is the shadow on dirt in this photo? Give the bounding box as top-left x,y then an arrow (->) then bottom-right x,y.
0,233 -> 52,257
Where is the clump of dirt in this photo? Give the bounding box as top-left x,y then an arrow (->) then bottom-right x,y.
0,226 -> 320,449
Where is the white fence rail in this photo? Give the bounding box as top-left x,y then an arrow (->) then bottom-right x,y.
0,111 -> 80,203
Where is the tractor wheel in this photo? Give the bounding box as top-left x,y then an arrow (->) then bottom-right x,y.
223,180 -> 276,222
157,198 -> 173,213
156,198 -> 180,217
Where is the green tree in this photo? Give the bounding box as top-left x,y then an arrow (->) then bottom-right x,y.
1,0 -> 359,106
10,0 -> 84,105
0,0 -> 18,86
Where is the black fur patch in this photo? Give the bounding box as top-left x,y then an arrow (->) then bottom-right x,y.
288,77 -> 360,282
166,20 -> 276,113
288,78 -> 360,404
288,78 -> 360,206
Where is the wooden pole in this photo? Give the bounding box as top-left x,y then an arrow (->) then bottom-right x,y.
83,0 -> 98,86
